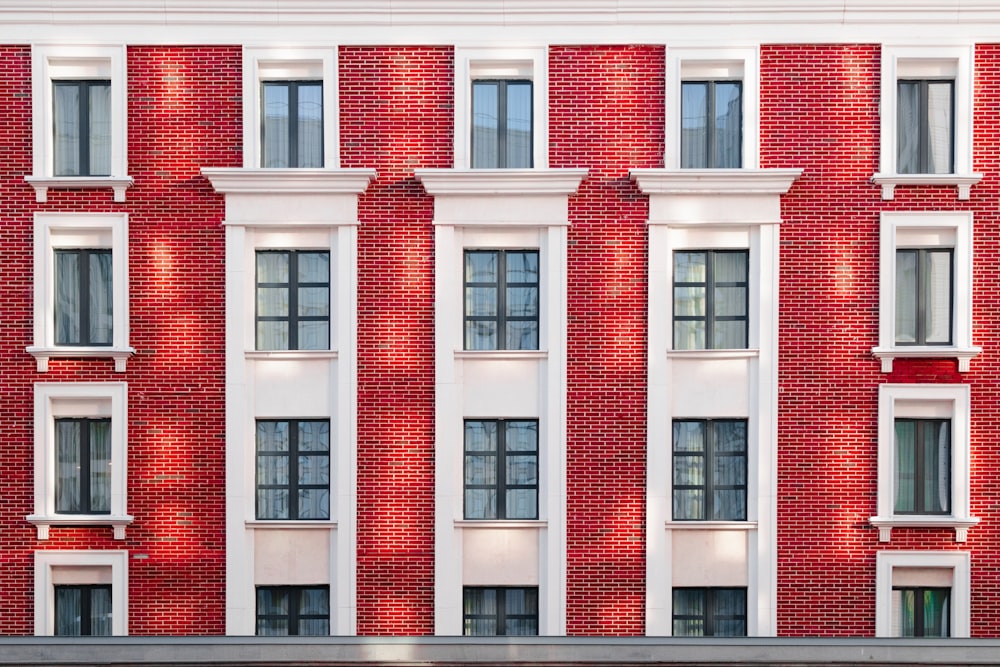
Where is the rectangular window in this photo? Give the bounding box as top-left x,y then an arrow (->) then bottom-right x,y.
464,419 -> 538,520
472,79 -> 533,168
54,584 -> 112,636
52,80 -> 111,177
897,79 -> 954,175
256,586 -> 329,636
261,80 -> 324,168
464,249 -> 539,351
673,419 -> 747,521
894,418 -> 950,515
673,587 -> 747,637
673,250 -> 748,350
681,80 -> 742,168
256,250 -> 330,351
895,248 -> 953,346
54,248 -> 113,346
892,587 -> 950,637
256,419 -> 330,520
463,586 -> 538,636
55,418 -> 111,515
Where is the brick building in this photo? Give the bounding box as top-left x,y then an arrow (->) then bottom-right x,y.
2,1 -> 1000,657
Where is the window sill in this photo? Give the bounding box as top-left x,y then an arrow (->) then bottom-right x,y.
871,173 -> 982,201
871,345 -> 981,373
245,350 -> 338,361
454,350 -> 548,360
245,520 -> 338,529
666,348 -> 759,360
26,346 -> 135,372
665,521 -> 757,530
25,175 -> 134,203
454,519 -> 548,529
27,514 -> 133,540
869,515 -> 979,543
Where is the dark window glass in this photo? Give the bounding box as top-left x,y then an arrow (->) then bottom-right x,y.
894,418 -> 950,515
55,585 -> 112,636
673,419 -> 747,521
256,250 -> 330,350
673,587 -> 747,637
897,79 -> 954,174
256,586 -> 330,636
681,80 -> 742,168
256,419 -> 330,520
464,249 -> 539,350
464,419 -> 538,520
472,79 -> 533,168
895,248 -> 953,345
894,587 -> 950,637
55,418 -> 111,515
673,250 -> 748,350
463,586 -> 538,636
53,80 -> 111,177
261,81 -> 323,168
55,248 -> 113,346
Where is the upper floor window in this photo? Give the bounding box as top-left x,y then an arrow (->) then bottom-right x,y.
56,417 -> 111,515
256,250 -> 330,351
681,80 -> 742,169
472,79 -> 532,168
256,586 -> 329,636
673,419 -> 747,521
261,80 -> 323,168
464,249 -> 539,351
55,248 -> 113,347
53,80 -> 111,177
894,418 -> 950,515
55,584 -> 112,636
673,587 -> 747,637
463,586 -> 538,636
464,419 -> 538,520
897,79 -> 954,175
256,419 -> 330,520
673,250 -> 748,350
895,248 -> 952,346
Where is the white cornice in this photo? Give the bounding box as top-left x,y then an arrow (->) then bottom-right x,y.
416,169 -> 587,196
201,168 -> 375,195
630,169 -> 802,196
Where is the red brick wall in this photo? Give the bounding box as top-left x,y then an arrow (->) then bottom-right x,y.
551,44 -> 663,636
341,46 -> 452,636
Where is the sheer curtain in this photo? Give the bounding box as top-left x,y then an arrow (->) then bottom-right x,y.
472,82 -> 499,168
926,420 -> 950,513
263,84 -> 290,168
89,251 -> 113,345
256,588 -> 289,636
895,250 -> 918,343
923,250 -> 952,344
55,420 -> 81,513
297,587 -> 330,636
504,588 -> 538,636
894,420 -> 916,513
88,83 -> 112,176
90,587 -> 112,636
89,420 -> 112,513
504,81 -> 532,168
926,82 -> 953,174
712,588 -> 747,637
463,588 -> 497,636
672,589 -> 704,636
55,251 -> 81,345
55,587 -> 81,635
54,84 -> 81,176
897,82 -> 922,174
681,82 -> 708,168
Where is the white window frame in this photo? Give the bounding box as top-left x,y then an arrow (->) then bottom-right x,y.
872,45 -> 981,200
875,551 -> 970,638
27,212 -> 133,372
34,550 -> 128,636
665,47 -> 759,170
243,47 -> 338,169
870,383 -> 977,543
453,46 -> 548,170
872,211 -> 979,373
28,382 -> 132,540
27,44 -> 131,202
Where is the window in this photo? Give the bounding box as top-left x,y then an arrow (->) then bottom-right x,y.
55,418 -> 111,515
893,587 -> 950,637
53,80 -> 111,177
463,587 -> 538,636
673,419 -> 747,521
55,585 -> 112,636
472,79 -> 532,168
55,249 -> 113,346
894,419 -> 950,515
256,419 -> 330,520
464,249 -> 539,351
673,250 -> 748,350
261,80 -> 323,168
256,250 -> 330,351
681,81 -> 742,168
895,248 -> 952,346
672,588 -> 747,637
897,79 -> 954,175
464,419 -> 538,520
256,586 -> 329,636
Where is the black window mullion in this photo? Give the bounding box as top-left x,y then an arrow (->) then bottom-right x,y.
497,252 -> 508,349
78,250 -> 92,348
705,83 -> 716,169
496,82 -> 508,168
287,252 -> 299,350
288,84 -> 299,169
78,82 -> 91,178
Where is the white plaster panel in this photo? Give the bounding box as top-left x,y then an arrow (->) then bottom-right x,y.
253,359 -> 333,416
649,193 -> 781,225
434,196 -> 568,226
460,357 -> 541,417
670,357 -> 749,417
463,528 -> 539,586
226,193 -> 359,225
254,529 -> 331,585
671,530 -> 748,587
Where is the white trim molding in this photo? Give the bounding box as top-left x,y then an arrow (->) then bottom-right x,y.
34,550 -> 129,636
875,551 -> 970,638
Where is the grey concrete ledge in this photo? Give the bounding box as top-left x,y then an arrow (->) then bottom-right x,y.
3,636 -> 1000,666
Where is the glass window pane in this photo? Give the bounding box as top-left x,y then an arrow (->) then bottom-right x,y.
465,251 -> 498,283
55,251 -> 81,345
673,286 -> 706,317
505,422 -> 538,451
465,321 -> 497,351
297,83 -> 324,168
298,286 -> 329,315
472,82 -> 499,169
895,250 -> 917,343
89,587 -> 113,636
673,320 -> 704,351
298,487 -> 329,519
674,252 -> 706,283
466,287 -> 497,317
897,81 -> 921,174
681,83 -> 708,169
297,321 -> 328,350
89,421 -> 112,513
88,83 -> 112,176
894,420 -> 916,513
714,251 -> 747,283
54,83 -> 81,176
88,251 -> 113,345
506,320 -> 538,350
262,83 -> 290,168
297,251 -> 329,283
714,82 -> 742,168
55,421 -> 82,513
258,252 -> 290,283
926,82 -> 953,174
506,82 -> 533,168
923,250 -> 952,344
55,587 -> 82,636
673,489 -> 704,520
673,421 -> 705,452
713,320 -> 747,350
714,286 -> 746,317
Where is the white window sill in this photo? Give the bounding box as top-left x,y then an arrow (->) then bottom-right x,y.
871,345 -> 981,373
665,521 -> 758,530
871,173 -> 982,201
869,515 -> 979,543
245,520 -> 338,529
666,348 -> 759,360
26,346 -> 135,372
25,175 -> 134,203
454,519 -> 548,529
27,514 -> 133,540
454,350 -> 548,360
245,350 -> 338,361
